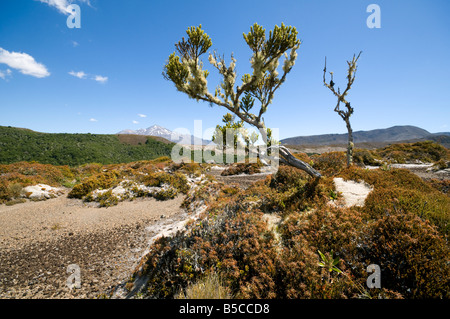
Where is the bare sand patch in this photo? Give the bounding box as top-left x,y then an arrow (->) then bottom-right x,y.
0,192 -> 187,298
333,177 -> 373,207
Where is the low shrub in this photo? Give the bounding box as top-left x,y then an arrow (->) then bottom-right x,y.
432,159 -> 449,171
355,208 -> 450,298
95,190 -> 120,207
338,166 -> 450,235
292,152 -> 313,164
140,171 -> 189,194
312,152 -> 347,176
168,162 -> 205,177
154,187 -> 178,200
429,179 -> 450,195
362,187 -> 449,235
376,141 -> 448,164
221,162 -> 262,176
243,166 -> 335,215
353,149 -> 380,166
0,162 -> 75,203
136,199 -> 279,299
338,166 -> 435,193
68,171 -> 120,199
6,182 -> 23,199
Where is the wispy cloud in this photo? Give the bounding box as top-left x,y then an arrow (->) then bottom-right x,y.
68,70 -> 108,84
138,114 -> 147,118
94,75 -> 108,83
38,0 -> 72,15
89,118 -> 98,122
72,40 -> 79,47
68,70 -> 87,79
0,48 -> 50,78
0,69 -> 12,80
38,0 -> 92,15
132,120 -> 139,124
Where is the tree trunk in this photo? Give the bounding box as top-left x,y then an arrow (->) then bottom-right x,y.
258,126 -> 322,178
346,120 -> 353,167
278,146 -> 322,178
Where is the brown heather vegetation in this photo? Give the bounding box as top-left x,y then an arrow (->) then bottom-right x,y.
0,162 -> 76,203
1,141 -> 449,299
131,157 -> 449,298
220,161 -> 263,176
376,141 -> 449,164
127,142 -> 449,299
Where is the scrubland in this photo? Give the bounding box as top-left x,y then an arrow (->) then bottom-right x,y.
0,141 -> 449,299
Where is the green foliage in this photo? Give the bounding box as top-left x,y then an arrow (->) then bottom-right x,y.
6,182 -> 23,199
0,126 -> 174,166
68,171 -> 120,199
318,250 -> 343,275
163,23 -> 300,150
177,25 -> 212,60
353,149 -> 380,166
95,190 -> 120,207
212,113 -> 246,150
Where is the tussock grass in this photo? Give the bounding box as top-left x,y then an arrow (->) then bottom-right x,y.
176,272 -> 233,299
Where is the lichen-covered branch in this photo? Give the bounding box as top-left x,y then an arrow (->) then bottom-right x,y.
163,23 -> 322,178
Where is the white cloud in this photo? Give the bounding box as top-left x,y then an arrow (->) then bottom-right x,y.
132,120 -> 139,124
38,0 -> 92,15
0,69 -> 12,80
68,70 -> 87,79
72,40 -> 79,47
38,0 -> 72,15
0,48 -> 50,78
138,114 -> 147,118
94,75 -> 108,83
89,118 -> 98,122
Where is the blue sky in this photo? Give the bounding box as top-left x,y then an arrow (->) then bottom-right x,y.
0,0 -> 449,140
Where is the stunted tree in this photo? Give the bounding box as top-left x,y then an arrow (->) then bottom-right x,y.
323,52 -> 362,167
163,23 -> 321,178
212,113 -> 246,154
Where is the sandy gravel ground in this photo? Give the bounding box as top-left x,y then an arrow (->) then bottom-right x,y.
0,192 -> 186,299
333,178 -> 373,207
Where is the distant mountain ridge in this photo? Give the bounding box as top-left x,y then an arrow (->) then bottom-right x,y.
118,125 -> 211,145
281,125 -> 450,147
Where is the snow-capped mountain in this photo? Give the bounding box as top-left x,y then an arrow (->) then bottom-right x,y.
117,125 -> 211,145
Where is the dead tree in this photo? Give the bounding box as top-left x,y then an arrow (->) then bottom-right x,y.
323,51 -> 362,167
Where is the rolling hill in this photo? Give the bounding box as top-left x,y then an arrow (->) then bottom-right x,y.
0,126 -> 175,166
281,125 -> 450,148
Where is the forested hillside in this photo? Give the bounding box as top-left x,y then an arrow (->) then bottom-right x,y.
0,126 -> 174,166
